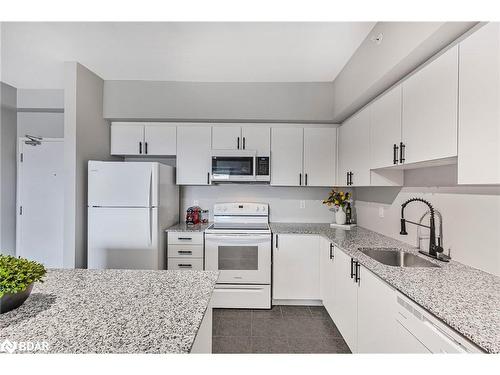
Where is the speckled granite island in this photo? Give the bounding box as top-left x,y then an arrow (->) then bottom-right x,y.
0,269 -> 219,354
270,223 -> 500,353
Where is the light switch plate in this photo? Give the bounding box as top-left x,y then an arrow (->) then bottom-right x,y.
379,206 -> 385,218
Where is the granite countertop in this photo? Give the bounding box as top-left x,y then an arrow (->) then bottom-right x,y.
0,269 -> 219,354
166,222 -> 211,232
270,223 -> 500,354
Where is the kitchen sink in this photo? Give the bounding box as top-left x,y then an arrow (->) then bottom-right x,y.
359,248 -> 440,268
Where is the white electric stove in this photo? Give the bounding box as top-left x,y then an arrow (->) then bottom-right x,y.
204,202 -> 271,309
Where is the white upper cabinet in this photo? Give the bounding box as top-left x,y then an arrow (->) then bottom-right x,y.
241,126 -> 270,156
143,124 -> 176,156
370,86 -> 402,169
303,127 -> 337,186
111,122 -> 176,156
402,45 -> 459,164
111,123 -> 145,155
271,127 -> 304,186
273,234 -> 320,301
338,108 -> 370,187
176,126 -> 212,185
458,23 -> 500,184
211,126 -> 241,150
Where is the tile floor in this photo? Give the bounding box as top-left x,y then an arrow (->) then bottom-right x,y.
212,305 -> 351,354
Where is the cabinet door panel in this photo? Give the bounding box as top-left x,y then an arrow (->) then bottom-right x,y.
270,128 -> 304,186
273,234 -> 320,300
357,265 -> 398,353
370,86 -> 402,169
111,123 -> 144,155
402,46 -> 458,164
333,247 -> 358,352
241,126 -> 270,156
212,126 -> 241,150
144,125 -> 176,155
458,23 -> 500,184
304,127 -> 337,186
319,238 -> 336,319
176,126 -> 211,185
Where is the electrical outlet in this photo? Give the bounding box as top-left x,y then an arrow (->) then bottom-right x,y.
193,200 -> 199,206
379,206 -> 385,218
300,200 -> 306,209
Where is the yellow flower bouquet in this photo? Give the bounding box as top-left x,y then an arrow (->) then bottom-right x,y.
322,189 -> 351,209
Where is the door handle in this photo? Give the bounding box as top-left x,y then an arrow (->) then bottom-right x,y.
237,137 -> 240,149
305,173 -> 308,186
329,243 -> 334,259
393,144 -> 399,164
400,142 -> 405,163
355,261 -> 361,284
275,234 -> 278,249
207,172 -> 210,185
178,250 -> 192,255
145,142 -> 148,155
349,171 -> 354,186
243,137 -> 246,150
178,237 -> 193,241
350,258 -> 355,279
299,173 -> 302,186
139,141 -> 142,154
178,264 -> 193,269
346,172 -> 349,185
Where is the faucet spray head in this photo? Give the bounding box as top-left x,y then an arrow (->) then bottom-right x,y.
400,219 -> 408,235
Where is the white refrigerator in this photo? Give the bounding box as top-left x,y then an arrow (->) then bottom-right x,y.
87,161 -> 179,270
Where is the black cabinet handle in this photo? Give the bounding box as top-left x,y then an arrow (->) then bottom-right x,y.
400,142 -> 405,163
237,137 -> 240,149
178,237 -> 193,241
178,264 -> 193,268
275,234 -> 279,249
139,142 -> 142,154
145,142 -> 148,155
305,173 -> 308,186
243,137 -> 246,150
355,261 -> 361,283
329,243 -> 334,259
178,250 -> 192,255
350,258 -> 355,279
299,173 -> 302,186
393,144 -> 399,164
348,171 -> 353,186
346,172 -> 349,185
207,172 -> 210,184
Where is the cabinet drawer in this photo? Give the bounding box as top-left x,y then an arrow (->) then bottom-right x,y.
167,231 -> 204,245
168,258 -> 204,270
168,244 -> 204,258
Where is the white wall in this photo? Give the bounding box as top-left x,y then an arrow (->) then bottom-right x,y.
103,81 -> 335,123
0,82 -> 17,255
181,185 -> 342,223
64,62 -> 116,268
332,22 -> 478,122
354,165 -> 500,276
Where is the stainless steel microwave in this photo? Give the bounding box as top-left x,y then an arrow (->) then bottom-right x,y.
211,150 -> 270,183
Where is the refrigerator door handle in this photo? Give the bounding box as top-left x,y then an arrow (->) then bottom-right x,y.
148,207 -> 153,246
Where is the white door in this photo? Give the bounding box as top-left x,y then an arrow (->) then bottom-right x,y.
333,247 -> 358,352
88,207 -> 159,269
338,109 -> 370,187
402,46 -> 459,164
273,234 -> 320,300
303,127 -> 337,186
17,138 -> 64,267
241,126 -> 270,155
357,265 -> 398,353
88,161 -> 156,207
212,126 -> 241,150
110,123 -> 144,155
370,86 -> 402,169
144,124 -> 177,156
270,127 -> 304,186
319,237 -> 336,319
176,126 -> 212,185
458,23 -> 500,184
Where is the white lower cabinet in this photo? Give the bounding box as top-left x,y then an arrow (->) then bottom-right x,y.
167,231 -> 204,270
272,234 -> 320,301
319,236 -> 336,319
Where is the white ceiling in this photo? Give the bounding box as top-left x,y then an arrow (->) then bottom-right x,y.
1,22 -> 375,89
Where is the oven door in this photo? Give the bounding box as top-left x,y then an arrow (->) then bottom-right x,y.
205,233 -> 271,284
211,156 -> 256,182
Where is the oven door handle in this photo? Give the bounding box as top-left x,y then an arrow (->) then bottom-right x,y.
205,235 -> 270,244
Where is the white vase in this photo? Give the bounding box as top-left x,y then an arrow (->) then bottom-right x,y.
335,207 -> 347,225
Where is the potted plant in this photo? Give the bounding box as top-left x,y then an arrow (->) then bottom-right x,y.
0,255 -> 46,314
323,189 -> 351,225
